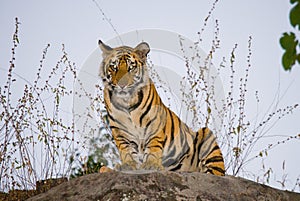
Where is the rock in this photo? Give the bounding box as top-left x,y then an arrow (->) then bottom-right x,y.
27,171 -> 300,201
0,178 -> 68,201
36,177 -> 68,194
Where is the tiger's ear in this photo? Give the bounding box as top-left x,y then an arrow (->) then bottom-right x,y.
134,42 -> 150,61
98,40 -> 113,58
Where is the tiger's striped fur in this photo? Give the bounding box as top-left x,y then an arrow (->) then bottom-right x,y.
98,40 -> 225,176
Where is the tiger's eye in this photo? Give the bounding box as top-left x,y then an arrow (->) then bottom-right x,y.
127,60 -> 136,72
109,61 -> 118,71
128,65 -> 135,72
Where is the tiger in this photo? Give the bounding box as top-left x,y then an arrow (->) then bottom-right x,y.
98,40 -> 225,176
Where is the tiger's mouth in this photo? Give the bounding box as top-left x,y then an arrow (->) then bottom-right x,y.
117,90 -> 128,96
112,85 -> 135,97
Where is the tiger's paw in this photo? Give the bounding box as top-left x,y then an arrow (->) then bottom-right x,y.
140,161 -> 164,171
115,162 -> 138,171
99,166 -> 114,173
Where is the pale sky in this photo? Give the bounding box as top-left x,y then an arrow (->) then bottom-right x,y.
0,0 -> 299,192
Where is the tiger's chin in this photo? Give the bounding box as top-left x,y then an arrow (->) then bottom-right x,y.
115,90 -> 130,97
113,89 -> 133,98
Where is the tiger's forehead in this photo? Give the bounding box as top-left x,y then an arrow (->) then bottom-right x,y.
108,46 -> 138,61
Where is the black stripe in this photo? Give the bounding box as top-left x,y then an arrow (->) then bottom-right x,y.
211,144 -> 221,152
109,90 -> 126,111
162,127 -> 167,148
144,112 -> 166,137
128,140 -> 138,151
199,131 -> 215,159
205,156 -> 224,164
196,135 -> 205,161
141,83 -> 152,111
108,90 -> 113,101
117,136 -> 130,149
145,136 -> 164,149
129,90 -> 143,112
163,142 -> 190,168
110,126 -> 132,136
167,152 -> 187,171
169,110 -> 175,144
116,135 -> 138,151
106,110 -> 115,121
139,87 -> 154,125
190,134 -> 199,166
107,112 -> 126,130
200,139 -> 217,160
162,147 -> 176,167
169,163 -> 182,171
179,122 -> 188,147
209,166 -> 225,175
149,144 -> 164,149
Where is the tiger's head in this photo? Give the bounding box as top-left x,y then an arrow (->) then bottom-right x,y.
99,40 -> 150,97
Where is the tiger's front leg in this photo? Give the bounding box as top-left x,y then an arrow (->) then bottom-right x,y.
140,149 -> 164,170
140,132 -> 165,171
116,148 -> 139,171
99,129 -> 139,172
114,136 -> 139,171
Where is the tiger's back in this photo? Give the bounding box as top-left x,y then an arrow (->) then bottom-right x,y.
98,40 -> 225,176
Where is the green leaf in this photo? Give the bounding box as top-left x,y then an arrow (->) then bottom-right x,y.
280,32 -> 299,70
282,50 -> 296,71
290,1 -> 300,30
279,32 -> 298,50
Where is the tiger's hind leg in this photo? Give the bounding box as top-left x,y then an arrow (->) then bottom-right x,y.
196,127 -> 225,176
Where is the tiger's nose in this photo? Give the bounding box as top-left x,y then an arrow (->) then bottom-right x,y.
117,77 -> 128,89
117,81 -> 126,89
